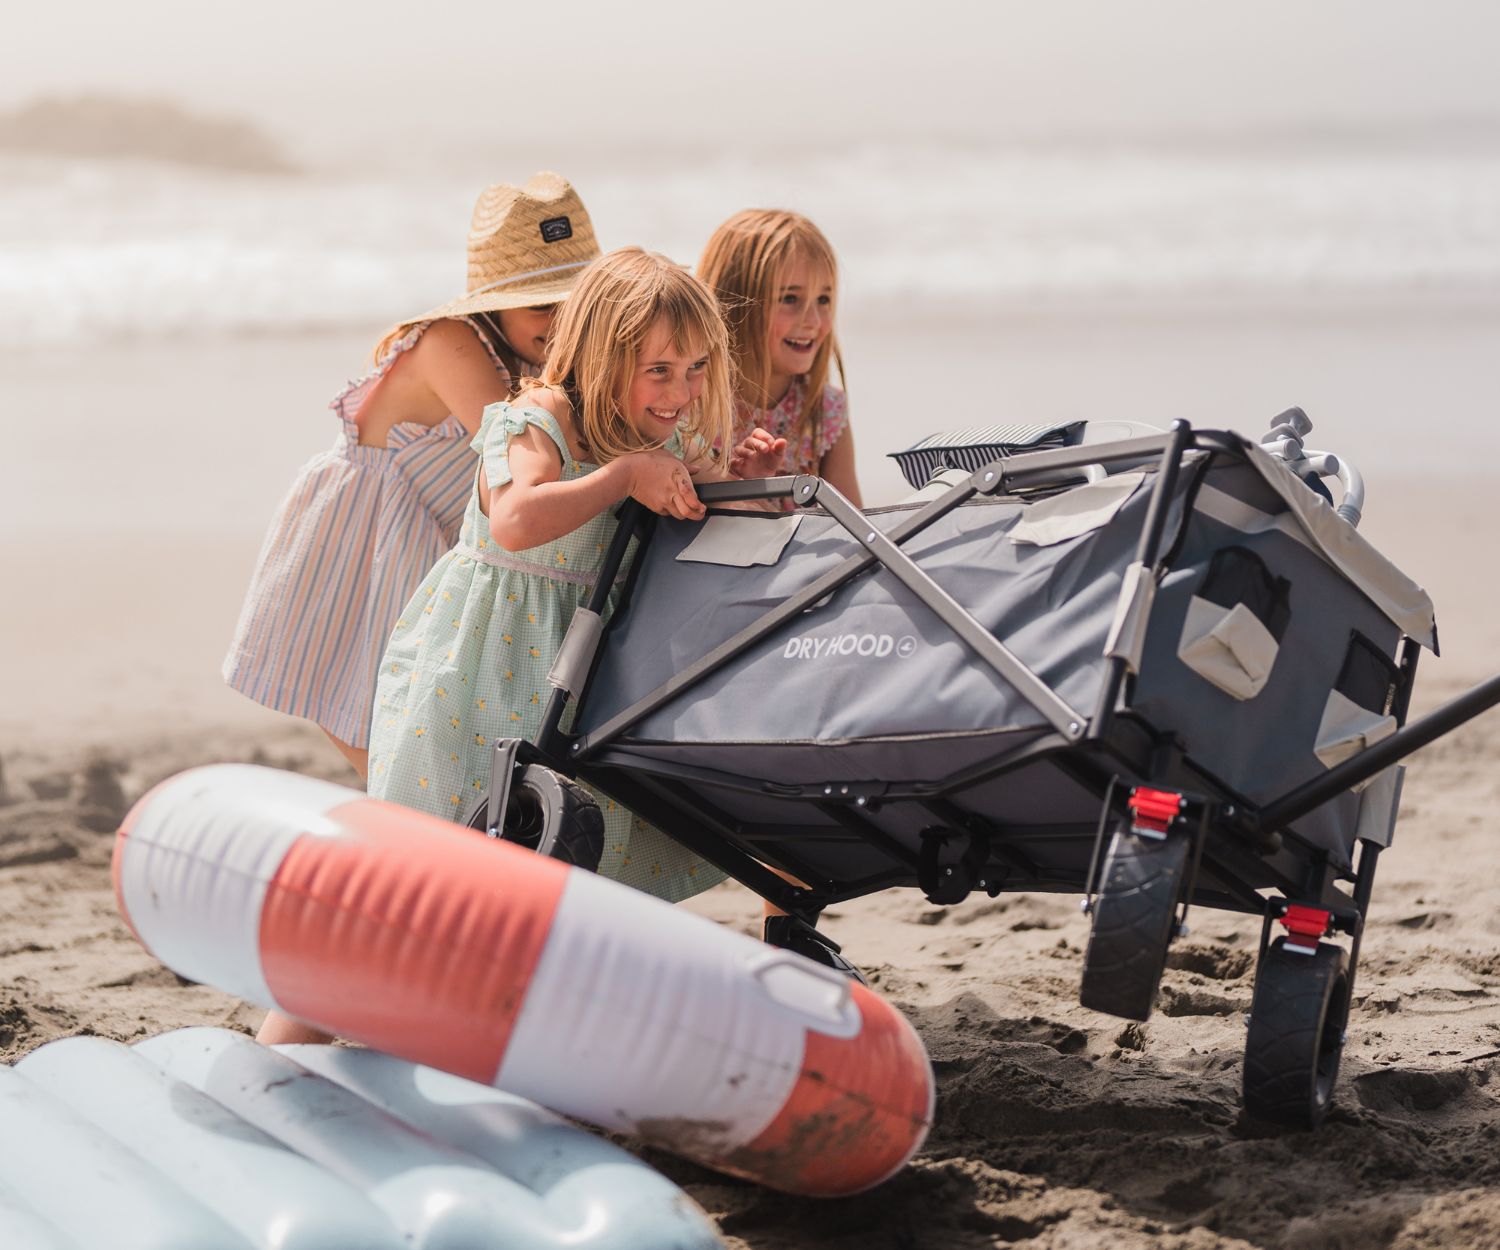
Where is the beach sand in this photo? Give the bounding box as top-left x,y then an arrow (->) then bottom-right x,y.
4,308 -> 1500,1247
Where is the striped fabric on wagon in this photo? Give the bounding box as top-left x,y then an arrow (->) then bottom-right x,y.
888,420 -> 1085,489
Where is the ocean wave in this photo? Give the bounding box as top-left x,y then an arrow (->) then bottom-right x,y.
5,145 -> 1500,347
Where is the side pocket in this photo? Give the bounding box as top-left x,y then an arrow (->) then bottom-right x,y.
1177,547 -> 1291,700
1314,632 -> 1400,784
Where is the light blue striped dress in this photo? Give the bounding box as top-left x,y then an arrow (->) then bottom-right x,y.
223,320 -> 509,748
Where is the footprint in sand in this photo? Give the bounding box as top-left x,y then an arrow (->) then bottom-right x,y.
1390,910 -> 1454,931
27,771 -> 73,801
0,805 -> 81,870
1155,984 -> 1247,1018
93,964 -> 193,991
1164,943 -> 1254,981
75,755 -> 129,833
1352,1065 -> 1476,1115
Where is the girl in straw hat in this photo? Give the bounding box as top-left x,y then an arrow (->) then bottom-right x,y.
258,248 -> 783,1045
223,173 -> 601,780
699,208 -> 862,507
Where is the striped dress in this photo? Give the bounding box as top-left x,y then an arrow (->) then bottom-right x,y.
223,320 -> 509,749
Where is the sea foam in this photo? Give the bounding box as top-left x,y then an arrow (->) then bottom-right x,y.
5,142 -> 1500,348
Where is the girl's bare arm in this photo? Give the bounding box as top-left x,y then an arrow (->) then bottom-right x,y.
485,427 -> 635,550
355,318 -> 511,447
486,398 -> 704,550
419,318 -> 516,436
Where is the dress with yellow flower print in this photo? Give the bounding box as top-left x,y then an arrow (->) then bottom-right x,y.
367,401 -> 723,903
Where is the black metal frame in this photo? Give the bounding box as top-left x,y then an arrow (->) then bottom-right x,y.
487,422 -> 1500,934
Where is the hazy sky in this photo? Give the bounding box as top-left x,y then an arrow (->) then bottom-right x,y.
8,0 -> 1500,170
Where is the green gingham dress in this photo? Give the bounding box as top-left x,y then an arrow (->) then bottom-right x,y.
366,401 -> 722,903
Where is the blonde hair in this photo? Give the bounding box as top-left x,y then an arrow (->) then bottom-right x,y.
537,248 -> 734,464
697,209 -> 844,448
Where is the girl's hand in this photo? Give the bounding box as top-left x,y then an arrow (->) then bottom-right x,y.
628,450 -> 707,521
729,427 -> 788,479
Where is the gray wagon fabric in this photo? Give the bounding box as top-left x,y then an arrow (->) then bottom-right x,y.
576,441 -> 1432,877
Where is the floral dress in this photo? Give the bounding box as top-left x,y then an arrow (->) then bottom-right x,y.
734,375 -> 849,479
366,402 -> 722,904
223,319 -> 508,748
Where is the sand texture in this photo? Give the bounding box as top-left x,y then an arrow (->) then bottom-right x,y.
3,660 -> 1499,1249
5,319 -> 1500,1246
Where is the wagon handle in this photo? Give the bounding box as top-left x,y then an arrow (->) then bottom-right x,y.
1259,407 -> 1365,527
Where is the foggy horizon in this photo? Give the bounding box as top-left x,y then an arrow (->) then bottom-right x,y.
8,0 -> 1500,176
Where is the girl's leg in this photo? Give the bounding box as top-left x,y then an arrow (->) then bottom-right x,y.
256,1010 -> 334,1046
321,729 -> 369,781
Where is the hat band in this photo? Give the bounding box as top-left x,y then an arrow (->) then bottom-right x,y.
468,259 -> 591,299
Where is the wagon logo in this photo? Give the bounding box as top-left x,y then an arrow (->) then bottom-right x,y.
780,633 -> 917,660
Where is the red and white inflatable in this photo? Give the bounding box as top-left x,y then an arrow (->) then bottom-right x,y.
112,765 -> 933,1196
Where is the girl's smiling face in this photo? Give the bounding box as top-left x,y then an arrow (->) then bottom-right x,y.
625,317 -> 709,444
497,304 -> 558,367
767,256 -> 834,392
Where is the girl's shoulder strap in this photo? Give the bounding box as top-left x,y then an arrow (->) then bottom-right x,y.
475,399 -> 572,488
329,322 -> 427,423
451,314 -> 517,380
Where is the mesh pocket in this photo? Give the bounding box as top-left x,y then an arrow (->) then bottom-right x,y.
1314,632 -> 1400,779
1197,547 -> 1291,641
1176,547 -> 1291,700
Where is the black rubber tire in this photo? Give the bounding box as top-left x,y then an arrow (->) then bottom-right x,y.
1078,826 -> 1190,1021
1243,938 -> 1350,1130
463,765 -> 604,872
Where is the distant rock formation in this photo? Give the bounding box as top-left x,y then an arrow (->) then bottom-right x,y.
0,94 -> 298,174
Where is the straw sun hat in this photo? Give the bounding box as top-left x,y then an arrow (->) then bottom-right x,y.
399,171 -> 601,330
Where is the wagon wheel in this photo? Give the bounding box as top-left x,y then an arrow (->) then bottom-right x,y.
464,765 -> 605,872
1078,825 -> 1190,1021
1242,938 -> 1350,1129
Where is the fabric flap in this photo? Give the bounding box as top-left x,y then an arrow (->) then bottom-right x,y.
677,513 -> 803,568
1177,596 -> 1279,700
547,607 -> 604,696
1354,764 -> 1405,848
1315,687 -> 1398,777
1103,561 -> 1156,675
1009,472 -> 1145,547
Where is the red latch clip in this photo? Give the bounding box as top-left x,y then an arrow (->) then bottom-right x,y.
1128,787 -> 1182,836
1280,905 -> 1331,955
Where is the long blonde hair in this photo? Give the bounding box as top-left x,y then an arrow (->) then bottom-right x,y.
697,209 -> 844,448
538,248 -> 734,464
